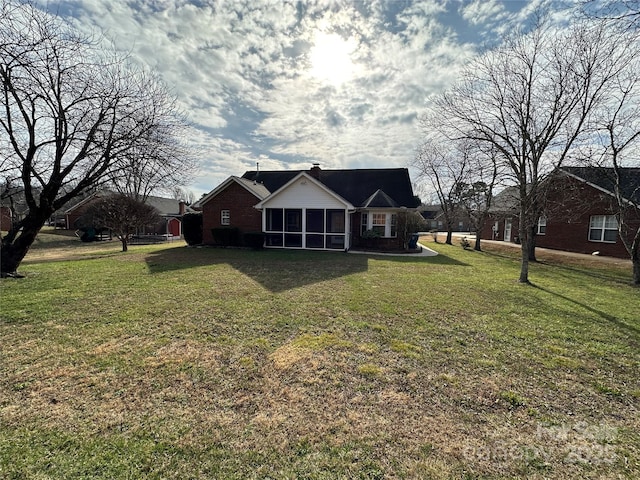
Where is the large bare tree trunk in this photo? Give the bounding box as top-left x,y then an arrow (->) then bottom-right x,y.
0,212 -> 49,276
474,230 -> 482,251
518,213 -> 531,284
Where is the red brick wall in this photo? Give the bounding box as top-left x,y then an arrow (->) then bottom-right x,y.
201,182 -> 262,244
481,178 -> 638,259
536,179 -> 635,258
350,212 -> 404,250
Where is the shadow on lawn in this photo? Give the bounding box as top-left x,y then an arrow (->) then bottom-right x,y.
144,246 -> 466,293
531,282 -> 639,337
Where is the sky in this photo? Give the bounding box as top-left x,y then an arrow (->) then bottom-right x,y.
37,0 -> 577,198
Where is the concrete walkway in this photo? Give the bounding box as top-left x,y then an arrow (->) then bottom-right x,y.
449,233 -> 632,266
348,242 -> 438,257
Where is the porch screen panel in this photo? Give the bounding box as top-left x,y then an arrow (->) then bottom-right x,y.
266,233 -> 283,246
266,208 -> 283,231
326,235 -> 345,250
285,209 -> 302,232
306,234 -> 324,248
306,209 -> 324,233
326,209 -> 345,233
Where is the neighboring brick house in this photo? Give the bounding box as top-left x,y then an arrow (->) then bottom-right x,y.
65,192 -> 187,237
197,165 -> 421,251
481,167 -> 640,259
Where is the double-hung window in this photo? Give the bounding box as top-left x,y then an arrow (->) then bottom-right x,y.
221,209 -> 230,225
589,215 -> 617,243
362,212 -> 398,238
536,216 -> 546,235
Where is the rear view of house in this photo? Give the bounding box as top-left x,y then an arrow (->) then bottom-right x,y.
197,165 -> 421,251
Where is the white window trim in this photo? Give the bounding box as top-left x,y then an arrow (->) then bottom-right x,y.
589,215 -> 617,243
362,211 -> 397,238
221,209 -> 230,225
536,216 -> 546,235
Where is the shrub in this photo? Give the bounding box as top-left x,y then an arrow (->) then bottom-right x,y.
243,232 -> 265,250
182,213 -> 202,245
212,227 -> 240,247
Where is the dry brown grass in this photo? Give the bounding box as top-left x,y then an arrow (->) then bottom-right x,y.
1,237 -> 638,478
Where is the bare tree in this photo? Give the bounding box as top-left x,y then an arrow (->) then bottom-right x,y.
585,54 -> 640,284
424,19 -> 638,283
84,193 -> 161,252
414,139 -> 468,245
455,144 -> 501,251
108,114 -> 196,202
580,0 -> 640,29
0,2 -> 190,276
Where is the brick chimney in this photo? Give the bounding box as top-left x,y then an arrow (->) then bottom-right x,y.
310,163 -> 321,180
179,201 -> 186,215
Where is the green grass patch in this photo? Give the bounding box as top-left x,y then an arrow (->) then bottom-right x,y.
0,236 -> 638,478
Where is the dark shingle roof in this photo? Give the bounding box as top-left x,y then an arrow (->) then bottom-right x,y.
561,167 -> 640,204
242,168 -> 419,208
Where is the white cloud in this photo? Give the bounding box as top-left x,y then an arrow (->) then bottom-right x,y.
461,0 -> 507,26
37,0 -> 576,195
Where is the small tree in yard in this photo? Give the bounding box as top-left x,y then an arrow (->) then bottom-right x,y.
0,2 -> 190,276
84,194 -> 160,252
414,140 -> 468,245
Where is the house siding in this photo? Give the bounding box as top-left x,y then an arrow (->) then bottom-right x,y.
262,177 -> 347,209
201,181 -> 262,244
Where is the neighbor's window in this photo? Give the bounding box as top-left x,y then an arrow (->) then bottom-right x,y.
221,209 -> 230,225
589,215 -> 617,243
536,216 -> 547,235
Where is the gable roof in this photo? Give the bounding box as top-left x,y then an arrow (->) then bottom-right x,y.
561,166 -> 640,204
65,192 -> 183,216
362,189 -> 399,208
254,172 -> 355,210
144,195 -> 183,216
196,176 -> 270,207
242,168 -> 419,208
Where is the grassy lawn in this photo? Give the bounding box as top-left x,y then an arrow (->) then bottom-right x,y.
1,232 -> 638,479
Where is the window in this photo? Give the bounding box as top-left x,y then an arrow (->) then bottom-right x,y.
361,213 -> 368,235
589,215 -> 617,243
372,213 -> 386,236
536,216 -> 546,235
362,212 -> 397,238
221,210 -> 230,225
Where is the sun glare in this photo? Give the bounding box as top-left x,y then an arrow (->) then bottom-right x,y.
309,32 -> 356,86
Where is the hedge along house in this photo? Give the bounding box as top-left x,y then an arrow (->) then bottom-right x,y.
198,165 -> 421,251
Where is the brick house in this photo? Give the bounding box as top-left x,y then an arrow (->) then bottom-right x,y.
65,192 -> 187,237
481,167 -> 640,259
197,165 -> 421,251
